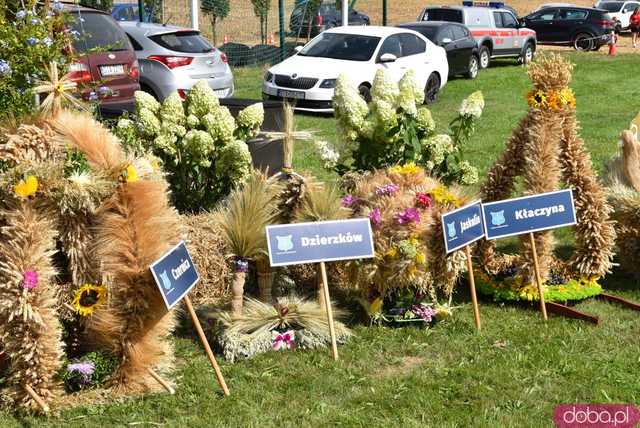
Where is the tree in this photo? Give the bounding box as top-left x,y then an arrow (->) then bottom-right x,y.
251,0 -> 271,45
201,0 -> 230,46
304,0 -> 322,41
79,0 -> 113,12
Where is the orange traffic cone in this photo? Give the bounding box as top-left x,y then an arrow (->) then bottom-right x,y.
223,34 -> 229,45
267,34 -> 275,45
609,33 -> 617,56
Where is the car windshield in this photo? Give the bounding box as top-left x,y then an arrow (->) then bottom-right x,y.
69,12 -> 131,53
422,8 -> 464,23
401,26 -> 438,41
599,2 -> 624,11
149,31 -> 214,53
298,33 -> 380,61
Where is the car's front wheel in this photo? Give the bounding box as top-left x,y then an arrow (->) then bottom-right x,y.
573,33 -> 594,51
358,84 -> 372,103
521,42 -> 535,64
466,55 -> 479,79
424,73 -> 441,104
478,46 -> 491,69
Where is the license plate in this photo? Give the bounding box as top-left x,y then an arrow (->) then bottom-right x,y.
99,64 -> 125,77
277,89 -> 305,100
214,88 -> 228,97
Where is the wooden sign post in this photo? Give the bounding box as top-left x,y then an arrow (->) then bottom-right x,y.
150,241 -> 230,396
482,190 -> 577,321
441,201 -> 485,331
267,218 -> 376,360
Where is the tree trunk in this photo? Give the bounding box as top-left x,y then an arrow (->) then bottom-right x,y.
256,259 -> 275,303
231,272 -> 247,317
211,16 -> 217,46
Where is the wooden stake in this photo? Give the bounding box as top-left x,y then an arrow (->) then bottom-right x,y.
147,368 -> 175,395
599,293 -> 640,312
319,262 -> 339,361
546,302 -> 599,325
23,384 -> 49,413
464,245 -> 481,331
183,295 -> 230,396
529,232 -> 548,321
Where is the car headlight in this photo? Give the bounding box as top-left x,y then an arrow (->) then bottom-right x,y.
319,79 -> 336,89
264,71 -> 274,83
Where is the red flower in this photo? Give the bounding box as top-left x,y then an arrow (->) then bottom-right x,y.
416,192 -> 432,209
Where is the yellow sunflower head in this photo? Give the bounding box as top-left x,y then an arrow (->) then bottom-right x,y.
14,175 -> 39,199
72,284 -> 107,316
527,90 -> 547,109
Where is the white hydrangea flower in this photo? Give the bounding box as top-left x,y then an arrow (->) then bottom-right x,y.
186,80 -> 220,117
135,91 -> 160,114
416,107 -> 435,134
186,114 -> 200,129
314,140 -> 340,169
459,160 -> 479,185
160,92 -> 186,126
371,68 -> 399,106
398,70 -> 423,115
154,133 -> 178,156
425,134 -> 455,164
137,107 -> 161,137
459,91 -> 485,118
116,118 -> 134,131
237,103 -> 264,129
372,99 -> 397,131
217,140 -> 252,183
184,129 -> 215,162
202,107 -> 236,142
333,75 -> 369,132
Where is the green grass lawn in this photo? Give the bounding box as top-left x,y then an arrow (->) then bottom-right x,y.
3,52 -> 640,427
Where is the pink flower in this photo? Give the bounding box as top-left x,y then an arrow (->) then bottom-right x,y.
272,330 -> 295,351
369,208 -> 382,227
416,192 -> 432,209
375,184 -> 399,196
341,194 -> 358,207
22,270 -> 38,290
396,208 -> 421,225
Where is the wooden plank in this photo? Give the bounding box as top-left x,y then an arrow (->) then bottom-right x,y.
545,302 -> 599,325
598,293 -> 640,312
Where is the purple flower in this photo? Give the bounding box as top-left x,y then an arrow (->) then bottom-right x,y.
42,37 -> 53,47
412,304 -> 436,323
375,184 -> 399,196
233,256 -> 249,273
0,60 -> 11,77
67,361 -> 95,385
88,91 -> 98,101
30,17 -> 41,25
341,194 -> 358,207
396,208 -> 421,225
369,208 -> 382,227
53,1 -> 64,11
22,270 -> 39,290
16,10 -> 26,19
26,37 -> 38,46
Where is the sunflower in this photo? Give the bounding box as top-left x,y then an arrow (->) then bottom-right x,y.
72,284 -> 107,316
527,90 -> 547,109
546,90 -> 561,110
559,88 -> 576,108
389,162 -> 422,176
14,175 -> 38,199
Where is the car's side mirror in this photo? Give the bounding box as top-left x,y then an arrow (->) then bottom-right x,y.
294,45 -> 304,53
379,53 -> 397,63
441,37 -> 453,45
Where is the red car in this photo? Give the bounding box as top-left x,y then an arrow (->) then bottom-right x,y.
65,4 -> 139,116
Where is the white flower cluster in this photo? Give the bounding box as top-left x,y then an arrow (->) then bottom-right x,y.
458,91 -> 485,118
314,140 -> 340,169
423,134 -> 455,165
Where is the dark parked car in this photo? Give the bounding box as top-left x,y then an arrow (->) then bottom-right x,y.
521,6 -> 614,51
290,1 -> 370,37
398,22 -> 479,79
111,3 -> 154,22
67,5 -> 140,116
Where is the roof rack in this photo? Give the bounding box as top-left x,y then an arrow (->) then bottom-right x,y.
462,1 -> 505,8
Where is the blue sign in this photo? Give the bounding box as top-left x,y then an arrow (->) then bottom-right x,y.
266,218 -> 375,267
482,189 -> 577,240
150,241 -> 200,310
441,201 -> 485,254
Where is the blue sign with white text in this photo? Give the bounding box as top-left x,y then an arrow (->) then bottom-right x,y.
267,218 -> 375,267
441,201 -> 485,254
482,189 -> 577,240
150,241 -> 200,310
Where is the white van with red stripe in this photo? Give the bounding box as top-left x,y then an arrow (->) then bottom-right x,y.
417,1 -> 537,69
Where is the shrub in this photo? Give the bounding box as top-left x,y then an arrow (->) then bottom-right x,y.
321,70 -> 483,186
114,82 -> 264,212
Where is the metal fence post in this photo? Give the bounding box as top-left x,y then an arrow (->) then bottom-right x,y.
138,0 -> 145,22
279,0 -> 285,62
382,0 -> 387,26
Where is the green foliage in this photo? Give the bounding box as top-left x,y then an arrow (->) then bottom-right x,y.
79,0 -> 113,12
0,2 -> 72,121
201,0 -> 230,45
322,69 -> 482,186
250,0 -> 271,44
60,351 -> 118,392
64,149 -> 90,177
113,83 -> 264,212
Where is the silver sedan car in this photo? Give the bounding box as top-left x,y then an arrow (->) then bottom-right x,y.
119,22 -> 234,101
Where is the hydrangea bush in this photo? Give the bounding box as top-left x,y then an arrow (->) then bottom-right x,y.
115,81 -> 263,212
0,1 -> 71,120
320,69 -> 483,186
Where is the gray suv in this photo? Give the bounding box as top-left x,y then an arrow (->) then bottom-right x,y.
119,22 -> 234,101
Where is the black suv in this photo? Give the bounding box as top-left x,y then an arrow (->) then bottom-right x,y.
290,1 -> 370,37
521,6 -> 613,51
